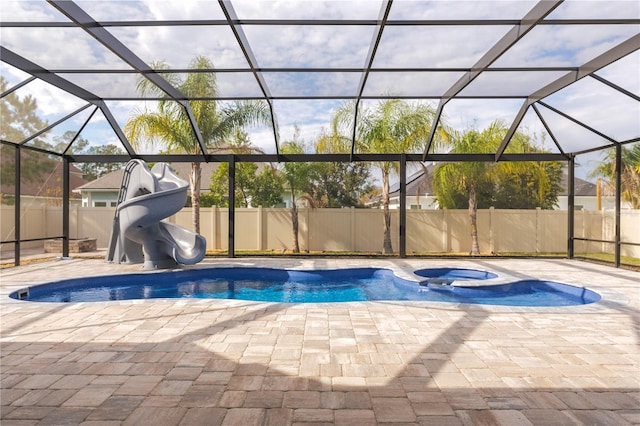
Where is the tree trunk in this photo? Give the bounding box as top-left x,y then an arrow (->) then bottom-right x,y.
469,182 -> 480,255
382,169 -> 393,254
291,202 -> 300,253
190,162 -> 201,234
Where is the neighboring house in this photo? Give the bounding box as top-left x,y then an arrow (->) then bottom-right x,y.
74,163 -> 217,207
381,165 -> 628,211
1,162 -> 87,205
367,165 -> 439,210
387,166 -> 439,210
556,173 -> 631,210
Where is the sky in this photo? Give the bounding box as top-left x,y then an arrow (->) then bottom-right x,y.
1,0 -> 639,181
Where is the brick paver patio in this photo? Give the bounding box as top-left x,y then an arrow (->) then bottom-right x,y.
1,257 -> 638,425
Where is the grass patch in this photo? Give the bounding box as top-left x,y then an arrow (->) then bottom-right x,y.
575,252 -> 640,269
205,250 -> 568,259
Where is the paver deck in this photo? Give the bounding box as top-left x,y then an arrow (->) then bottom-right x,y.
1,257 -> 638,425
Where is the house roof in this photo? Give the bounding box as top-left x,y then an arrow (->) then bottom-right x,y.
74,163 -> 219,192
0,161 -> 87,199
388,165 -> 437,197
559,171 -> 596,196
388,165 -> 597,198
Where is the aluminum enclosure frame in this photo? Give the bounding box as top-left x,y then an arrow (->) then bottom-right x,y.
1,0 -> 638,266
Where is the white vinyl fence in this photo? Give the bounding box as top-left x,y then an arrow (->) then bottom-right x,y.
2,205 -> 639,258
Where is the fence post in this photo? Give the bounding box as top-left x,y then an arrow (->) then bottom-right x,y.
442,209 -> 449,252
72,204 -> 79,239
304,207 -> 310,252
351,207 -> 356,252
536,207 -> 541,253
257,206 -> 263,251
211,206 -> 217,251
489,207 -> 495,254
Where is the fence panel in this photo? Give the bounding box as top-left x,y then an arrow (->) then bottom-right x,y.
621,210 -> 640,258
538,210 -> 567,253
406,210 -> 447,253
493,210 -> 537,253
308,208 -> 351,252
2,204 -> 639,259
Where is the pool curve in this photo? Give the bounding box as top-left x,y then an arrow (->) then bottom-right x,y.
10,267 -> 601,307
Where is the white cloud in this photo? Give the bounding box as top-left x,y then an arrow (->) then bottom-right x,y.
2,1 -> 69,21
106,25 -> 248,69
442,98 -> 525,133
459,71 -> 568,97
374,25 -> 512,68
364,71 -> 463,97
243,25 -> 373,68
493,24 -> 639,67
1,26 -> 133,70
544,78 -> 640,142
596,50 -> 640,95
389,0 -> 538,20
263,72 -> 361,97
547,0 -> 640,19
231,0 -> 382,20
11,79 -> 87,119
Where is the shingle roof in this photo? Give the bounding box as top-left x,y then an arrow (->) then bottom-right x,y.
0,162 -> 87,198
74,163 -> 220,192
388,164 -> 437,197
559,171 -> 596,197
388,165 -> 597,197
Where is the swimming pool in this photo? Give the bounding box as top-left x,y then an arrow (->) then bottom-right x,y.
11,267 -> 601,306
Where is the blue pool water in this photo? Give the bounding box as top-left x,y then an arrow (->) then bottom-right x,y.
11,267 -> 601,306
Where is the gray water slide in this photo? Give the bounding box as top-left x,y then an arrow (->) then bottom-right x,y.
106,160 -> 206,270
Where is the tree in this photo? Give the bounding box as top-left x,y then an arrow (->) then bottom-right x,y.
250,166 -> 285,208
313,132 -> 374,208
0,76 -> 53,193
280,131 -> 315,253
124,56 -> 271,233
203,129 -> 284,208
77,144 -> 126,180
589,144 -> 640,209
204,161 -> 283,208
331,99 -> 444,253
433,121 -> 563,255
307,161 -> 373,208
207,162 -> 258,207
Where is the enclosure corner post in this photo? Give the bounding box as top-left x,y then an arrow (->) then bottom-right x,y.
228,155 -> 235,258
399,154 -> 406,258
614,144 -> 621,268
63,156 -> 70,257
14,144 -> 21,266
567,155 -> 575,259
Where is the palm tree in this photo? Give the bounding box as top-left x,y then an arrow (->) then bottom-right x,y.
124,56 -> 271,233
433,125 -> 501,255
433,121 -> 559,255
280,130 -> 315,253
589,144 -> 640,209
332,99 -> 445,253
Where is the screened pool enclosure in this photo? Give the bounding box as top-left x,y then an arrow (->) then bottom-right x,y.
1,0 -> 639,267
